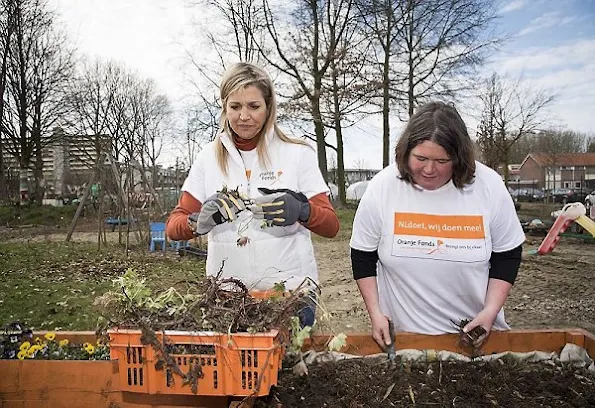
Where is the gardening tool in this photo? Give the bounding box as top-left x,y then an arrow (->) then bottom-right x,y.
387,319 -> 396,364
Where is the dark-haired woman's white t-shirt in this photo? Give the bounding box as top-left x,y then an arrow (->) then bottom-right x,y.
350,161 -> 525,334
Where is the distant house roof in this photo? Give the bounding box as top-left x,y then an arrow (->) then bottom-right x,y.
495,164 -> 521,176
521,153 -> 595,168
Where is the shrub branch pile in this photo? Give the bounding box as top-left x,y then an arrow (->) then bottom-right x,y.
94,264 -> 306,393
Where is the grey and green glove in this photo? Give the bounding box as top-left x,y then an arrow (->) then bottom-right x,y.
188,192 -> 246,235
249,187 -> 311,227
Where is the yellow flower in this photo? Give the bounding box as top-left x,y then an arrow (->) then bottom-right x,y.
44,332 -> 56,341
59,339 -> 69,347
96,339 -> 104,347
20,341 -> 31,351
83,342 -> 90,349
85,344 -> 95,355
35,337 -> 43,345
26,345 -> 41,358
17,350 -> 27,360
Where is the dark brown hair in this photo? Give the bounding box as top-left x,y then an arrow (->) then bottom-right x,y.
395,101 -> 476,188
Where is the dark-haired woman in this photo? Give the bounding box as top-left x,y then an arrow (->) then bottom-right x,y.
350,101 -> 524,349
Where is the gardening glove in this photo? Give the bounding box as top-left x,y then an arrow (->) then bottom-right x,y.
249,187 -> 311,227
188,192 -> 246,235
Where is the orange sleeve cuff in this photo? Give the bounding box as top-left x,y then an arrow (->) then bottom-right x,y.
305,193 -> 339,238
166,191 -> 202,241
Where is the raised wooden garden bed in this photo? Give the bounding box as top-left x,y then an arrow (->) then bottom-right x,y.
0,328 -> 593,408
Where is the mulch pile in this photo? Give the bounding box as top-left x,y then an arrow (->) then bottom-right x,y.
256,355 -> 595,407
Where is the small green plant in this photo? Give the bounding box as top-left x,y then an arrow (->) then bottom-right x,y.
289,316 -> 312,352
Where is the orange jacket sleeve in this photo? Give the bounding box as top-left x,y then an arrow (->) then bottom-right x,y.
166,191 -> 202,241
305,193 -> 339,238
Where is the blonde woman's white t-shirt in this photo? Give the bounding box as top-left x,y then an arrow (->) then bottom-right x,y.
350,162 -> 525,334
182,130 -> 329,291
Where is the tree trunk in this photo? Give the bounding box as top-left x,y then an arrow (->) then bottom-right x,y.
502,148 -> 510,186
19,166 -> 29,205
0,3 -> 13,203
139,159 -> 164,214
312,89 -> 328,182
382,3 -> 392,168
331,64 -> 347,206
0,143 -> 7,202
33,141 -> 45,205
407,1 -> 415,118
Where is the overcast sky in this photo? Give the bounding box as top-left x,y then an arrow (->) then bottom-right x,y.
49,0 -> 595,170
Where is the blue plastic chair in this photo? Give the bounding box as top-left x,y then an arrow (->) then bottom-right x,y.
149,222 -> 167,252
170,240 -> 188,251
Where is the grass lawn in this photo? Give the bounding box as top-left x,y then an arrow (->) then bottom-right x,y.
516,202 -> 561,221
0,204 -> 77,227
1,203 -> 552,333
311,207 -> 355,243
0,242 -> 204,331
0,208 -> 356,332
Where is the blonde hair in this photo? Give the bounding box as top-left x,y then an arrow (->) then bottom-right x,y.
215,62 -> 308,174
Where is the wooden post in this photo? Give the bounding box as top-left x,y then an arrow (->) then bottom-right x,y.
65,172 -> 96,242
106,151 -> 141,245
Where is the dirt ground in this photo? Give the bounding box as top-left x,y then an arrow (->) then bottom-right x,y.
316,238 -> 595,335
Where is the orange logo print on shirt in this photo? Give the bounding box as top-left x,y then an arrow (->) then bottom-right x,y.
394,213 -> 485,239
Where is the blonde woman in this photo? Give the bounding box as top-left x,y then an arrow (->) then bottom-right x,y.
167,63 -> 339,324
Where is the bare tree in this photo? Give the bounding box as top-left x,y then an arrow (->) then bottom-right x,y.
64,60 -> 160,246
0,0 -> 18,200
353,157 -> 367,172
505,129 -> 588,165
28,26 -> 75,202
354,0 -> 499,167
255,0 -> 356,182
588,135 -> 595,153
356,0 -> 405,167
181,0 -> 269,153
200,0 -> 267,63
134,78 -> 170,214
171,108 -> 208,169
63,59 -> 127,205
476,72 -> 555,184
1,0 -> 73,204
396,0 -> 500,117
321,17 -> 376,205
475,120 -> 500,170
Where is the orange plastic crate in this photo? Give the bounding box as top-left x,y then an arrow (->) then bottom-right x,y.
248,289 -> 290,299
108,328 -> 283,397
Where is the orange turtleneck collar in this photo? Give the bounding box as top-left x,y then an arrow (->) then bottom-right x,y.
233,133 -> 260,151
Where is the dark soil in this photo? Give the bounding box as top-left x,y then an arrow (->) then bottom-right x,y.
256,356 -> 595,407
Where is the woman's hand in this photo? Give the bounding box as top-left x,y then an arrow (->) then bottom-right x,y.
462,307 -> 498,348
250,188 -> 311,226
370,311 -> 392,350
188,192 -> 245,235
